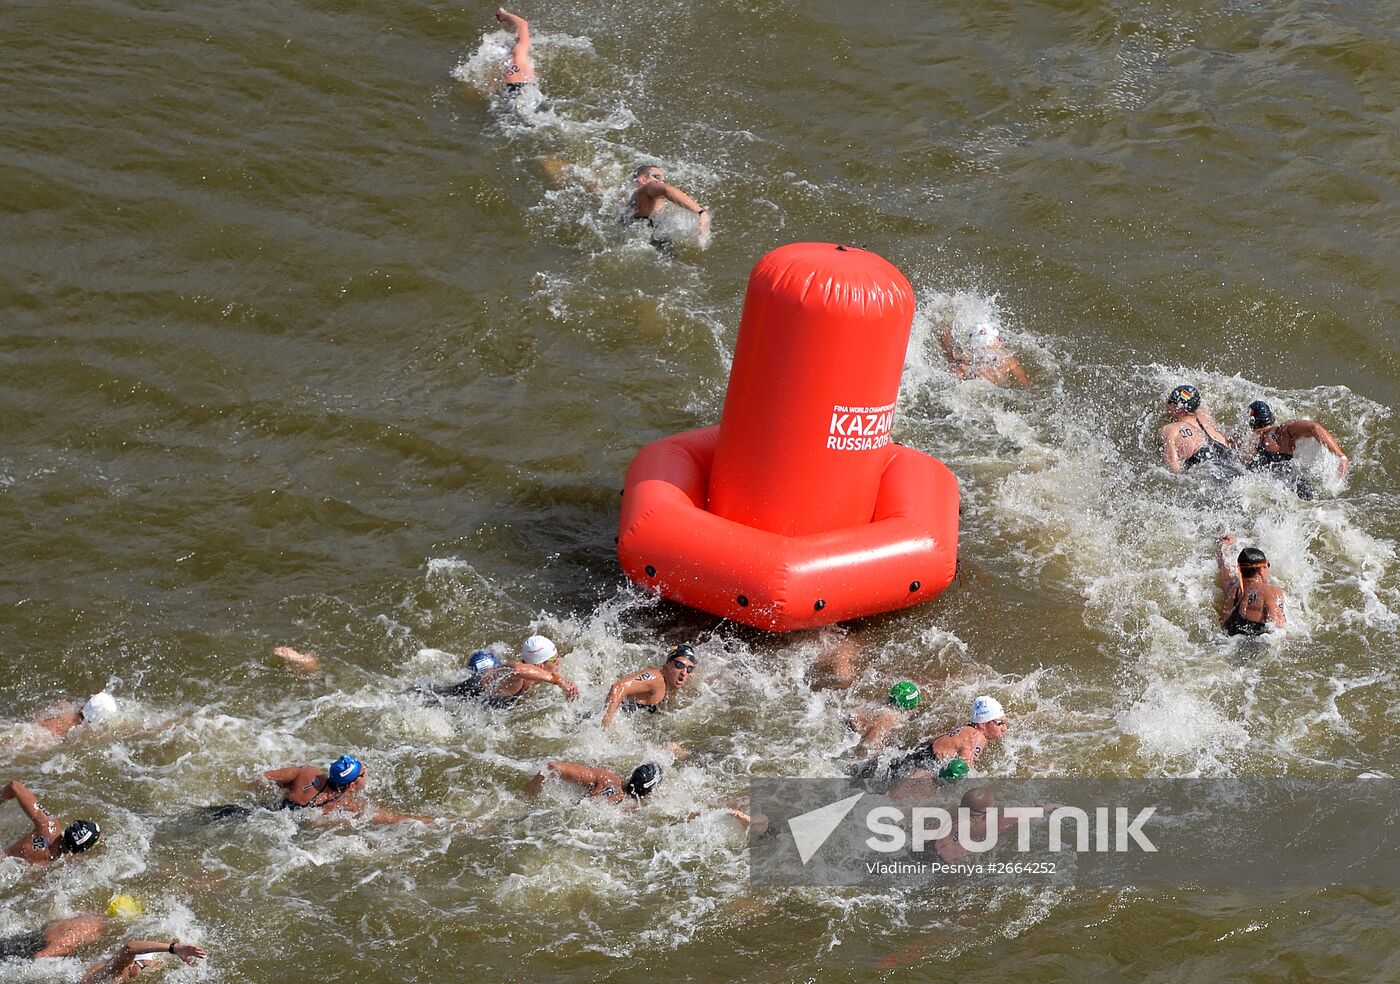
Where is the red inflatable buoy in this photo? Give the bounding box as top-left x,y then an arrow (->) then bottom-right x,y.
618,243 -> 959,632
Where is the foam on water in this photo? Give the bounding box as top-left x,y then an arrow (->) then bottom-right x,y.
892,283 -> 1399,777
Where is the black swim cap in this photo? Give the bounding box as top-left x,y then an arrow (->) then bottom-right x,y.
1248,401 -> 1275,428
1238,547 -> 1268,568
623,763 -> 663,798
63,820 -> 101,854
668,643 -> 696,663
1167,384 -> 1202,413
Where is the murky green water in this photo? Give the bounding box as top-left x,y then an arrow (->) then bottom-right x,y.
3,0 -> 1398,980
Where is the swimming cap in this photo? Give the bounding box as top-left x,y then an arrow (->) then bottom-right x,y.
939,757 -> 970,781
1167,384 -> 1202,413
327,755 -> 364,787
623,762 -> 663,798
521,635 -> 558,664
107,894 -> 145,919
63,820 -> 101,853
1238,547 -> 1268,568
468,650 -> 501,675
970,695 -> 1005,724
1248,400 -> 1275,428
888,681 -> 920,710
668,643 -> 696,662
81,692 -> 117,724
968,322 -> 1001,348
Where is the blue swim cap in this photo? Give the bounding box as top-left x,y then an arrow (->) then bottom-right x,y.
327,755 -> 364,787
468,650 -> 500,675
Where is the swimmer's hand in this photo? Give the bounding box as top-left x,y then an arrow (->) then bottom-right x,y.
697,210 -> 711,247
1337,454 -> 1349,478
171,940 -> 207,966
1218,534 -> 1237,547
558,679 -> 581,701
495,7 -> 508,21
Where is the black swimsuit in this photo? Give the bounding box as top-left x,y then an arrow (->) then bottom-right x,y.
0,930 -> 45,961
1248,433 -> 1315,499
1183,416 -> 1239,472
431,675 -> 519,709
1224,586 -> 1270,637
1224,608 -> 1269,637
621,699 -> 661,716
886,745 -> 942,778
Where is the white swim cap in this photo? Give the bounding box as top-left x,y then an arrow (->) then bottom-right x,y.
521,635 -> 558,664
81,692 -> 118,724
969,695 -> 1005,724
967,322 -> 1001,348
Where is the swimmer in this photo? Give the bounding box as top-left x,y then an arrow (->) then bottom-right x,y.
883,695 -> 1009,780
939,321 -> 1030,388
1244,400 -> 1348,499
0,913 -> 109,962
1216,534 -> 1286,637
440,635 -> 580,706
600,643 -> 697,729
80,937 -> 206,982
849,681 -> 923,757
494,7 -> 536,92
933,787 -> 1059,863
259,755 -> 436,825
25,691 -> 118,740
525,760 -> 663,806
1159,384 -> 1243,477
625,164 -> 710,251
2,779 -> 101,865
427,649 -> 504,703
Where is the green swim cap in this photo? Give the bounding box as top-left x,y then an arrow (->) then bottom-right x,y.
938,758 -> 969,781
888,681 -> 920,710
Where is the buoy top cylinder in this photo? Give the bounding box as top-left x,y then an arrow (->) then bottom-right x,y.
708,243 -> 916,537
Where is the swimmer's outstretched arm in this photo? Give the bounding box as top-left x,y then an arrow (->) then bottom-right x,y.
525,760 -> 603,795
1215,535 -> 1241,617
661,183 -> 709,234
1286,420 -> 1348,475
1,780 -> 62,839
1002,355 -> 1030,388
91,940 -> 207,979
259,768 -> 302,789
509,663 -> 580,700
365,804 -> 440,825
495,8 -> 533,78
600,673 -> 661,728
938,324 -> 968,378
